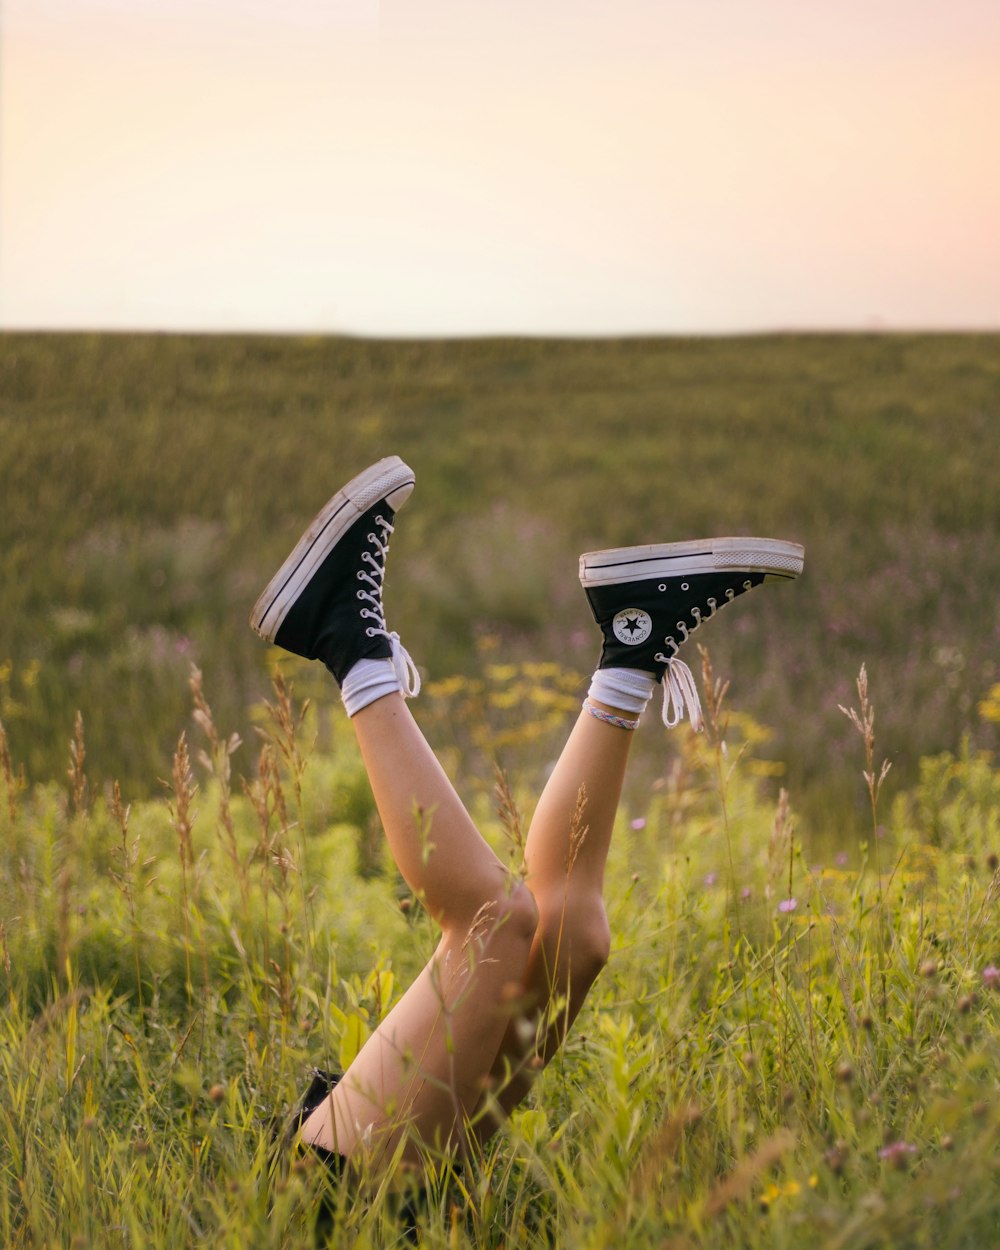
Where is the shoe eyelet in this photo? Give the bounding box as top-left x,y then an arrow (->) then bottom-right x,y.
365,627 -> 376,637
658,583 -> 667,592
681,582 -> 689,591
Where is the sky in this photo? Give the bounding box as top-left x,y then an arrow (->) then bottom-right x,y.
2,0 -> 999,335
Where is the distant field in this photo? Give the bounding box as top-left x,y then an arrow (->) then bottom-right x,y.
1,332 -> 998,826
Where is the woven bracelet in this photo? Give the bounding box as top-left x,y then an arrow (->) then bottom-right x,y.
582,699 -> 639,731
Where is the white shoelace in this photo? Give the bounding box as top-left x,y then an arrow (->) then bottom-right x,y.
648,583 -> 753,732
356,516 -> 421,699
656,654 -> 704,732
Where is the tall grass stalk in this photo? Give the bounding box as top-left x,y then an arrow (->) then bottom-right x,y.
109,780 -> 146,1027
839,664 -> 893,1014
190,665 -> 247,913
260,674 -> 321,996
698,645 -> 759,1068
167,731 -> 199,1011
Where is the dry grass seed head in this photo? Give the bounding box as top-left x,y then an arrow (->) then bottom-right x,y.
698,645 -> 731,742
493,763 -> 526,869
839,664 -> 892,801
108,781 -> 138,900
189,669 -> 248,902
110,779 -> 130,837
839,663 -> 875,762
264,741 -> 290,842
767,788 -> 793,900
464,900 -> 497,953
704,1129 -> 795,1217
632,1102 -> 703,1199
67,710 -> 88,815
262,672 -> 311,787
241,743 -> 295,903
167,732 -> 197,867
566,783 -> 589,876
189,666 -> 219,751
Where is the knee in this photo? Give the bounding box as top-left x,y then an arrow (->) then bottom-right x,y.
539,894 -> 611,990
464,879 -> 538,949
500,880 -> 540,945
569,905 -> 612,988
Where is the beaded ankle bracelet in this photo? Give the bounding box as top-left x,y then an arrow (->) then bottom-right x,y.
582,699 -> 639,731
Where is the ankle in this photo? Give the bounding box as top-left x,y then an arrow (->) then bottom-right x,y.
587,667 -> 656,718
340,657 -> 403,716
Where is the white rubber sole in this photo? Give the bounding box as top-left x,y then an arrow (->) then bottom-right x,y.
579,537 -> 805,587
249,455 -> 415,642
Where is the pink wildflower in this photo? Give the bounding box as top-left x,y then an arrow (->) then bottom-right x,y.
982,965 -> 1000,989
778,898 -> 798,913
878,1141 -> 917,1168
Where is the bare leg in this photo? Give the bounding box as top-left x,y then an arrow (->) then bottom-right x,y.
257,456 -> 804,1167
478,527 -> 806,1124
480,698 -> 635,1125
299,694 -> 537,1168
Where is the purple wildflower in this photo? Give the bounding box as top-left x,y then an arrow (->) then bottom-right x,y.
740,886 -> 753,901
630,817 -> 647,831
703,872 -> 718,888
878,1141 -> 917,1167
982,965 -> 1000,989
778,898 -> 798,913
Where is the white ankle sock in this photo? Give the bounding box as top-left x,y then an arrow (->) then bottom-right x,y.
587,667 -> 656,716
340,657 -> 403,717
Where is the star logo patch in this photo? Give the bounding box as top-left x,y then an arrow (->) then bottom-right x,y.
612,608 -> 652,646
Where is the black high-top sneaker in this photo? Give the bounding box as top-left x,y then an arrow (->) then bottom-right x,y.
580,537 -> 804,728
249,456 -> 418,687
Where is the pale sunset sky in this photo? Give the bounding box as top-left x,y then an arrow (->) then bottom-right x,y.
2,0 -> 998,335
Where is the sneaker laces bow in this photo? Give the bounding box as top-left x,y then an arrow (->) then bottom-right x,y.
658,654 -> 704,732
386,632 -> 421,699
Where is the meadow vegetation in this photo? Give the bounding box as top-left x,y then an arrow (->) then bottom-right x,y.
1,657 -> 999,1247
1,331 -> 999,1245
1,332 -> 998,824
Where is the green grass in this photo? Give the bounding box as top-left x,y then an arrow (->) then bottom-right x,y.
1,332 -> 998,826
2,662 -> 1000,1248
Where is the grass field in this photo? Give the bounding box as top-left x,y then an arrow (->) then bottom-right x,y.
1,331 -> 999,1246
1,332 -> 998,824
2,661 -> 1000,1247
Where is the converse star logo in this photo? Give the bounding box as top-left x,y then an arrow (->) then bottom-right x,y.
612,608 -> 652,646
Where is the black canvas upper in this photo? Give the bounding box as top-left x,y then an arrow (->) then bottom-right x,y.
273,502 -> 397,684
585,570 -> 766,676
